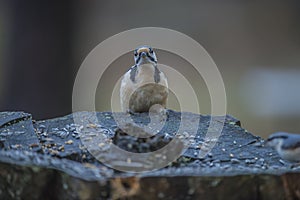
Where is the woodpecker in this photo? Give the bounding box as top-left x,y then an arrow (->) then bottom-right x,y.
120,46 -> 168,113
266,132 -> 300,162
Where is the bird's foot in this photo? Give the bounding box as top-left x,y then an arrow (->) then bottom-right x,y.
291,162 -> 300,169
126,109 -> 136,115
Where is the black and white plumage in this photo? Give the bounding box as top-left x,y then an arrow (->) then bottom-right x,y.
266,132 -> 300,162
120,46 -> 168,113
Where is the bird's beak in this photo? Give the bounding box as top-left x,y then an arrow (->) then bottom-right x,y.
264,138 -> 274,146
140,52 -> 147,58
264,140 -> 269,146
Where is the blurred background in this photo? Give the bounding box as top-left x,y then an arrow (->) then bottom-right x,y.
0,1 -> 300,138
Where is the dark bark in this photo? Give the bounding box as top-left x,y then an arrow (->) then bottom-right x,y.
0,111 -> 300,199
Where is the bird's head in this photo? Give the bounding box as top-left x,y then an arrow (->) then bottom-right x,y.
265,132 -> 288,149
134,46 -> 157,65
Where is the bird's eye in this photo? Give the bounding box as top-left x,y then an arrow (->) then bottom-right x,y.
134,52 -> 138,56
149,48 -> 153,54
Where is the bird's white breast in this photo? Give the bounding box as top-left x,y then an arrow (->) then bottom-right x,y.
120,64 -> 168,112
278,147 -> 300,162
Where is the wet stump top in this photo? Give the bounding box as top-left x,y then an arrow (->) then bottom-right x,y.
0,111 -> 299,200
